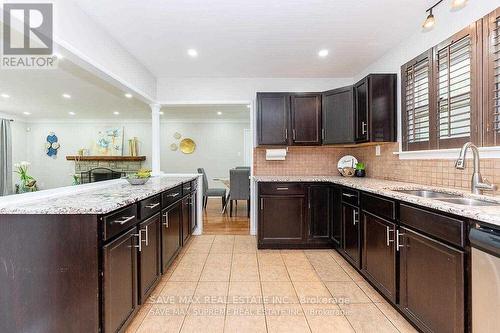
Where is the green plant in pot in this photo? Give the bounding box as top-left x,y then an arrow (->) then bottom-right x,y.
355,162 -> 366,177
14,161 -> 38,193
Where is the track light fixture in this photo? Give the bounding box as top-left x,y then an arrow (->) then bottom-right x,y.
422,0 -> 468,31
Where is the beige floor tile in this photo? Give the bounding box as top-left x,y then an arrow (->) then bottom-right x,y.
281,251 -> 310,266
156,282 -> 198,308
199,262 -> 231,282
231,262 -> 260,281
324,281 -> 371,304
186,241 -> 213,253
232,253 -> 258,266
265,312 -> 311,333
180,313 -> 225,333
356,280 -> 385,303
261,281 -> 299,304
206,252 -> 232,265
292,282 -> 332,305
136,309 -> 186,333
228,281 -> 262,297
224,312 -> 267,333
125,303 -> 152,333
192,281 -> 229,307
338,262 -> 365,282
341,303 -> 399,333
302,304 -> 355,333
169,265 -> 204,282
259,265 -> 290,282
257,251 -> 284,266
286,265 -> 321,282
179,252 -> 209,264
313,264 -> 353,282
210,241 -> 234,254
234,239 -> 257,254
375,301 -> 418,333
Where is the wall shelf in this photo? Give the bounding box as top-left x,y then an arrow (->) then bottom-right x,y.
66,156 -> 146,162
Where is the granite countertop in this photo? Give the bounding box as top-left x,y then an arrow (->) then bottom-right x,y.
253,175 -> 500,227
0,174 -> 199,215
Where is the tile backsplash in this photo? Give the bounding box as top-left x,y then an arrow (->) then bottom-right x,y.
253,143 -> 500,196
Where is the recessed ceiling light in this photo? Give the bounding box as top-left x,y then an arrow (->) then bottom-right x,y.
318,49 -> 329,58
451,0 -> 467,10
187,49 -> 198,57
159,111 -> 164,115
217,111 -> 222,115
1,93 -> 10,98
113,111 -> 120,115
68,111 -> 76,116
246,104 -> 251,109
62,93 -> 71,99
23,112 -> 31,115
124,93 -> 133,99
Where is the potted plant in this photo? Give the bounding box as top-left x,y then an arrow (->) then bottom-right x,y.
14,161 -> 38,193
355,162 -> 366,177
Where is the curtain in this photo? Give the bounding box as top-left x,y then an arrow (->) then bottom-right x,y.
0,119 -> 12,196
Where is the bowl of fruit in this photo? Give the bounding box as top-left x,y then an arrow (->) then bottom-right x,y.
125,169 -> 152,185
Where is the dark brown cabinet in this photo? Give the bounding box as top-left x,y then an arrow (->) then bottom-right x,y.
399,227 -> 465,333
138,214 -> 161,304
257,93 -> 289,145
361,213 -> 396,302
354,74 -> 397,143
290,93 -> 322,145
322,87 -> 354,144
161,202 -> 182,272
342,203 -> 360,268
103,227 -> 138,333
308,185 -> 331,242
181,196 -> 191,245
330,186 -> 342,247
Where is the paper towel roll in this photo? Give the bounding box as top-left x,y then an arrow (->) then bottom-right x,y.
266,149 -> 287,161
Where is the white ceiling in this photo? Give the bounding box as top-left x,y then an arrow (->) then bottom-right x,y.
162,104 -> 250,120
73,0 -> 434,78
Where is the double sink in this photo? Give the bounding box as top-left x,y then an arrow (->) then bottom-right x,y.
393,189 -> 499,207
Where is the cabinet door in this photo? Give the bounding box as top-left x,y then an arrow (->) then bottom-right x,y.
369,74 -> 397,142
103,228 -> 138,333
182,197 -> 190,245
322,87 -> 354,144
354,78 -> 369,142
290,94 -> 322,145
361,213 -> 396,302
342,204 -> 360,267
257,93 -> 289,145
138,214 -> 161,304
330,186 -> 342,247
190,192 -> 197,233
161,203 -> 181,272
399,228 -> 464,333
259,196 -> 305,245
308,185 -> 331,241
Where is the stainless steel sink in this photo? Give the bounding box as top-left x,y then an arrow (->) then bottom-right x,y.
434,198 -> 500,206
394,189 -> 459,199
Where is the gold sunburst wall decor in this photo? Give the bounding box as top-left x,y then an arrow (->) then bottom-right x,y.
179,138 -> 196,154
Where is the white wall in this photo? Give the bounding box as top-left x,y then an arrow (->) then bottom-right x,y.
160,121 -> 250,187
11,120 -> 152,190
354,1 -> 500,147
156,78 -> 353,103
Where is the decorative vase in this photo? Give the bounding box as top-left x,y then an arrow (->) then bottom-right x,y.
355,169 -> 366,177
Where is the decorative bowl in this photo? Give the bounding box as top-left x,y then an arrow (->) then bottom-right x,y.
126,177 -> 150,185
340,167 -> 356,177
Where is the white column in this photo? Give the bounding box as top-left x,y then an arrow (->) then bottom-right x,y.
150,103 -> 161,176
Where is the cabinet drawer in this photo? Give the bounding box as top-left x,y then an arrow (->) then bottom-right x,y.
162,186 -> 183,207
259,182 -> 304,195
341,188 -> 359,206
400,204 -> 464,247
139,194 -> 161,220
182,181 -> 194,195
361,193 -> 396,221
103,204 -> 138,241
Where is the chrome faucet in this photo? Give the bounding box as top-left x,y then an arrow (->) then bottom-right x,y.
455,142 -> 497,195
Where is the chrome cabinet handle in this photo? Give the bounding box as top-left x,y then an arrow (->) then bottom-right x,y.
114,216 -> 135,225
322,128 -> 325,140
396,230 -> 405,251
167,193 -> 180,198
146,202 -> 160,209
132,232 -> 142,252
141,226 -> 149,246
285,129 -> 288,140
276,187 -> 289,191
292,129 -> 296,140
386,226 -> 394,247
163,212 -> 169,228
362,121 -> 368,135
185,187 -> 191,191
353,209 -> 358,226
260,198 -> 263,210
343,193 -> 356,198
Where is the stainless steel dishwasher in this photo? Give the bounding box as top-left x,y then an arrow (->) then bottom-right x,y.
470,223 -> 500,333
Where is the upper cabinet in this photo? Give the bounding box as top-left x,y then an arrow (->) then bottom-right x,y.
322,86 -> 354,144
256,75 -> 397,146
354,74 -> 397,143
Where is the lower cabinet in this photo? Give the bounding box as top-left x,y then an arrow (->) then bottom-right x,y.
103,228 -> 138,333
342,203 -> 360,268
138,213 -> 161,304
181,196 -> 191,245
361,213 -> 396,302
308,185 -> 332,242
161,202 -> 182,272
399,227 -> 465,333
330,186 -> 342,247
190,191 -> 197,233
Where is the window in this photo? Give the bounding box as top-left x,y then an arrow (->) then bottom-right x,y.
401,23 -> 479,151
484,8 -> 500,146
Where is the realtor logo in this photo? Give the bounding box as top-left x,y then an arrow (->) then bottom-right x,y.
1,3 -> 57,69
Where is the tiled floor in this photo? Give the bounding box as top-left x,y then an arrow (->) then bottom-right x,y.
126,235 -> 417,333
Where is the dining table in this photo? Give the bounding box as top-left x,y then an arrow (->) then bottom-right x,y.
213,177 -> 230,213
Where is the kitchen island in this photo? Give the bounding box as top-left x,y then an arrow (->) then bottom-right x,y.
0,175 -> 201,333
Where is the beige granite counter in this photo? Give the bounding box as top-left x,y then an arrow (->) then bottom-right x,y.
0,174 -> 199,215
254,176 -> 500,227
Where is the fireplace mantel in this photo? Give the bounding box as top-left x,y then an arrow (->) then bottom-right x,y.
66,156 -> 146,162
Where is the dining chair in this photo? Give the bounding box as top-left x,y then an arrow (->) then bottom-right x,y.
197,168 -> 226,209
228,168 -> 250,217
